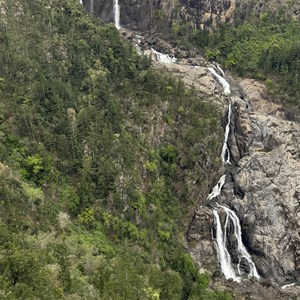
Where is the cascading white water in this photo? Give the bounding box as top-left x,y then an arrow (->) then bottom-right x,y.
113,0 -> 121,29
221,104 -> 232,165
216,63 -> 225,77
206,175 -> 226,201
134,35 -> 143,55
281,283 -> 296,289
206,64 -> 259,282
151,48 -> 177,64
208,67 -> 231,95
79,0 -> 83,5
213,210 -> 239,281
216,204 -> 260,280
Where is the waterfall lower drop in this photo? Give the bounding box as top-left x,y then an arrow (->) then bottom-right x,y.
213,210 -> 239,281
114,0 -> 121,29
213,206 -> 260,281
221,104 -> 232,165
219,205 -> 260,280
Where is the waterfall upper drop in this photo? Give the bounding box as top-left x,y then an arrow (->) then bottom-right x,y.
114,0 -> 121,29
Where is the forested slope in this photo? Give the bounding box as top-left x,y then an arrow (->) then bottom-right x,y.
0,0 -> 229,299
203,12 -> 300,109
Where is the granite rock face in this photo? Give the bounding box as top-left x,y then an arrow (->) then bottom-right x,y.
83,0 -> 300,33
83,0 -> 238,31
227,79 -> 300,284
153,57 -> 300,295
138,53 -> 300,288
184,74 -> 300,297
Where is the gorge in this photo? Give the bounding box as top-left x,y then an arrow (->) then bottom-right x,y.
95,0 -> 300,294
0,0 -> 300,299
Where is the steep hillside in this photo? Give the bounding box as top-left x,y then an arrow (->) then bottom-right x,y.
0,0 -> 233,299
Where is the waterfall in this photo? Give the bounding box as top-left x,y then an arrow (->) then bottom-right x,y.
221,104 -> 232,165
206,175 -> 226,201
281,283 -> 296,289
114,0 -> 121,29
208,67 -> 231,95
214,205 -> 260,280
216,64 -> 225,77
206,64 -> 259,282
213,210 -> 239,281
134,36 -> 143,56
79,0 -> 83,4
90,0 -> 94,14
151,48 -> 177,64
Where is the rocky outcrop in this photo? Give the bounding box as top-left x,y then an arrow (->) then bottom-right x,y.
183,71 -> 300,296
187,207 -> 217,273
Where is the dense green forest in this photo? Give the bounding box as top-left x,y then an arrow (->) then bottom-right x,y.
0,0 -> 229,299
205,13 -> 300,108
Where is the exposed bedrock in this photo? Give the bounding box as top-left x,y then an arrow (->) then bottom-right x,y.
186,75 -> 300,289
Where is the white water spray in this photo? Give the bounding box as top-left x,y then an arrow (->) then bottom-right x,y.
151,48 -> 177,64
206,175 -> 226,201
216,64 -> 225,77
208,67 -> 231,95
114,0 -> 121,29
221,104 -> 232,165
281,283 -> 296,289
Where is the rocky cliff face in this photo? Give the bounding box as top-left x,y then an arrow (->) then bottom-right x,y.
83,0 -> 300,33
84,0 -> 237,31
227,80 -> 300,284
186,70 -> 300,290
